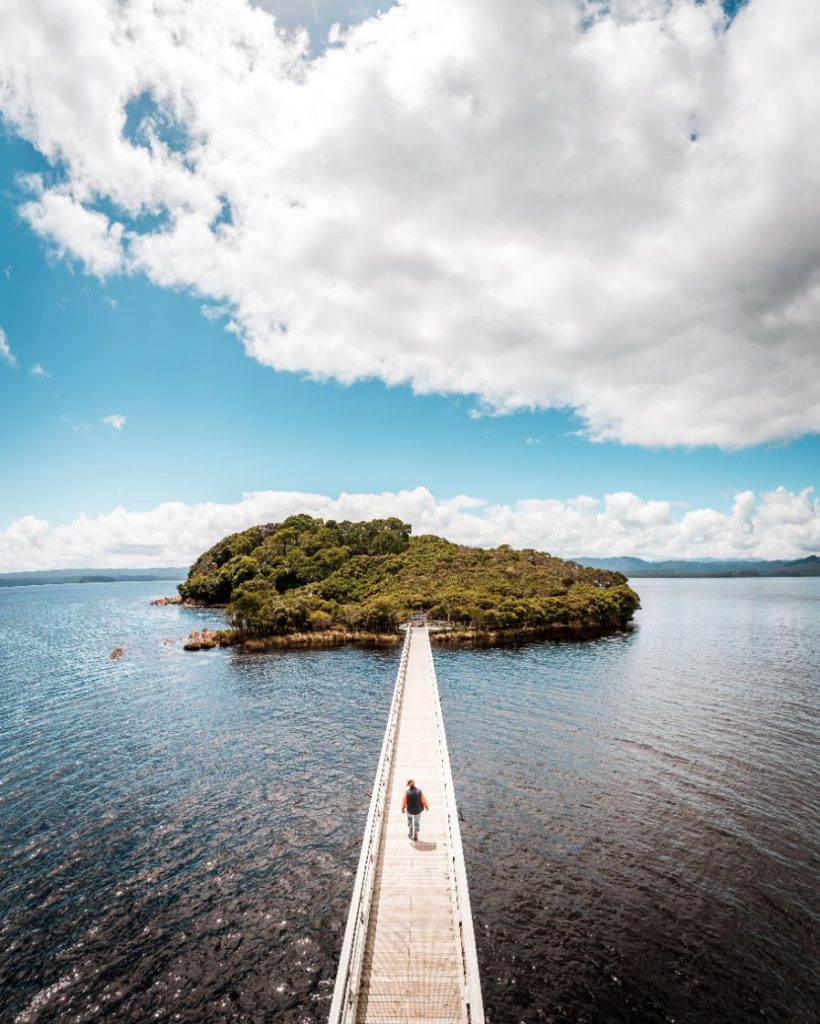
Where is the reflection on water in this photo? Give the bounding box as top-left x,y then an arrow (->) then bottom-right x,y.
1,578 -> 818,1022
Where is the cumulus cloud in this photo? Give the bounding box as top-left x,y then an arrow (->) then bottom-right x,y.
0,485 -> 816,572
102,414 -> 126,430
1,0 -> 819,447
19,184 -> 125,277
0,326 -> 17,367
30,363 -> 51,378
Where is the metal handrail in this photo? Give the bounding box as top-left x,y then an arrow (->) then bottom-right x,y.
424,626 -> 485,1023
327,627 -> 413,1024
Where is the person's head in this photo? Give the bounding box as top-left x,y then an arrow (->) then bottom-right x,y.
406,779 -> 415,789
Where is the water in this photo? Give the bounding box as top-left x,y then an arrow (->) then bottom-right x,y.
0,578 -> 817,1023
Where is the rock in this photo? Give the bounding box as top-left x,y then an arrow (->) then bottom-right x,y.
183,628 -> 223,651
110,647 -> 124,660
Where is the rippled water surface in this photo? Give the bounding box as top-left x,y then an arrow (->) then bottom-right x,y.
1,579 -> 818,1023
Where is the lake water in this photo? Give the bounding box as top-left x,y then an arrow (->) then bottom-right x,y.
0,578 -> 817,1023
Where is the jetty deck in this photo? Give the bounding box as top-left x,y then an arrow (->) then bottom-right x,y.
329,625 -> 484,1023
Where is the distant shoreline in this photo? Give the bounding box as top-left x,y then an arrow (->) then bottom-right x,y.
573,555 -> 819,578
0,568 -> 186,588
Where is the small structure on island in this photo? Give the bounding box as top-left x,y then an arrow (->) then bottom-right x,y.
399,611 -> 428,631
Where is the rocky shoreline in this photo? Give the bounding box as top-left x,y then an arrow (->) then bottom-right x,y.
429,623 -> 633,646
176,621 -> 632,653
182,627 -> 401,651
151,595 -> 220,608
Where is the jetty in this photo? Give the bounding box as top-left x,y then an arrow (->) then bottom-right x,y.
328,624 -> 484,1023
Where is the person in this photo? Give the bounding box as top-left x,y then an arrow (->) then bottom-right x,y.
401,778 -> 429,841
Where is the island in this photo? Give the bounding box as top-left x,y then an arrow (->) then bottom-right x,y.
173,515 -> 640,651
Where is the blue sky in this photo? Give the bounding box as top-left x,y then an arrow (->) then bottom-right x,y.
0,0 -> 817,568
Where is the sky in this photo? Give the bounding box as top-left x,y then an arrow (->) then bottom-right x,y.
0,0 -> 818,570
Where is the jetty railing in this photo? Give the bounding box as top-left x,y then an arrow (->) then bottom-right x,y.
422,626 -> 485,1023
328,625 -> 484,1023
327,626 -> 413,1024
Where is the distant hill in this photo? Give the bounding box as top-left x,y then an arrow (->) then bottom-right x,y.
573,555 -> 820,578
0,568 -> 187,588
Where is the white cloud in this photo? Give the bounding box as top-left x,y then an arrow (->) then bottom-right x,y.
0,485 -> 816,572
1,0 -> 819,447
19,182 -> 124,277
62,415 -> 90,432
0,326 -> 17,367
30,363 -> 51,378
201,303 -> 231,322
102,414 -> 126,430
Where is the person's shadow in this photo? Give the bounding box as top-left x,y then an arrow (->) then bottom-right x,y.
411,839 -> 438,851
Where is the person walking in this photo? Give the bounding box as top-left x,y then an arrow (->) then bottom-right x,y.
402,778 -> 429,841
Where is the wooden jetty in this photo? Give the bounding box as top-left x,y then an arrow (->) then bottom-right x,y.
328,624 -> 484,1023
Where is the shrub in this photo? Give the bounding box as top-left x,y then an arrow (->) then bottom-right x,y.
308,609 -> 333,632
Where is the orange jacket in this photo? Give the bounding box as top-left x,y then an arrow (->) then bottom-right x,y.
401,788 -> 429,812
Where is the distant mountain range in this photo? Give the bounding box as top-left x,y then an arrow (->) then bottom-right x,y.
573,555 -> 820,577
1,556 -> 818,588
0,568 -> 187,588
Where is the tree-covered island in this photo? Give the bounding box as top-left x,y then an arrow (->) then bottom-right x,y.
176,515 -> 640,650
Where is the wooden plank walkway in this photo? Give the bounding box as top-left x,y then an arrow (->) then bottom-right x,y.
329,626 -> 483,1024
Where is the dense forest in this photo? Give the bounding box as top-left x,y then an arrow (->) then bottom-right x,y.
178,515 -> 639,646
